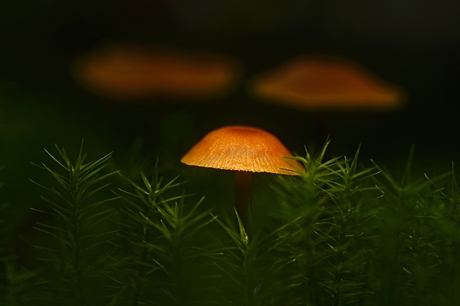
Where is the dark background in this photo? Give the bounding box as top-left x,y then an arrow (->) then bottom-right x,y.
1,0 -> 460,209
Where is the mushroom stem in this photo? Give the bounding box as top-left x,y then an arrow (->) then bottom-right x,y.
234,171 -> 252,224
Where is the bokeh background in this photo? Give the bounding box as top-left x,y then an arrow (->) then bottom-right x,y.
1,0 -> 460,251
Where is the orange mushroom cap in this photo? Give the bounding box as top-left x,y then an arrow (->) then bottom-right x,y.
181,126 -> 301,175
248,55 -> 405,111
71,44 -> 241,100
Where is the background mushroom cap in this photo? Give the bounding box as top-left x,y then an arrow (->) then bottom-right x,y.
248,55 -> 405,111
181,126 -> 301,175
71,44 -> 242,100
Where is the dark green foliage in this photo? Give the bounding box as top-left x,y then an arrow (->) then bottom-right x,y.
1,142 -> 460,305
1,164 -> 41,306
113,160 -> 218,305
211,210 -> 301,306
0,258 -> 41,306
270,142 -> 381,306
269,143 -> 460,306
28,142 -> 120,305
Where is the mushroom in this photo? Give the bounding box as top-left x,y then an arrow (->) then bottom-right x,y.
180,125 -> 301,223
247,55 -> 406,146
247,55 -> 405,111
71,44 -> 242,100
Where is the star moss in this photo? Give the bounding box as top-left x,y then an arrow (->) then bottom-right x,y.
1,141 -> 460,305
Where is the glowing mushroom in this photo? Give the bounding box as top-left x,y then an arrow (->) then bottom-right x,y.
248,55 -> 405,111
181,125 -> 301,223
71,44 -> 241,100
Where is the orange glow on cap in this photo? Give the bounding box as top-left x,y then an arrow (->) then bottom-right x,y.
181,126 -> 301,175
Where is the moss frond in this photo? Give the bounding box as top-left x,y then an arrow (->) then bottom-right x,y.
114,159 -> 218,305
29,142 -> 120,305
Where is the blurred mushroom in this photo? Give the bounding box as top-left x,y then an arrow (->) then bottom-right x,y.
247,55 -> 406,147
248,55 -> 405,111
71,44 -> 242,100
181,125 -> 301,223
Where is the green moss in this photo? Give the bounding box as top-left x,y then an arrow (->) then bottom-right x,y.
1,141 -> 460,305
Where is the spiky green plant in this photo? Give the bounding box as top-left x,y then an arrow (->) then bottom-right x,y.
315,147 -> 382,305
2,140 -> 460,305
268,143 -> 460,306
114,159 -> 218,306
429,164 -> 460,304
269,142 -> 381,305
29,142 -> 120,305
210,210 -> 301,306
368,150 -> 452,306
